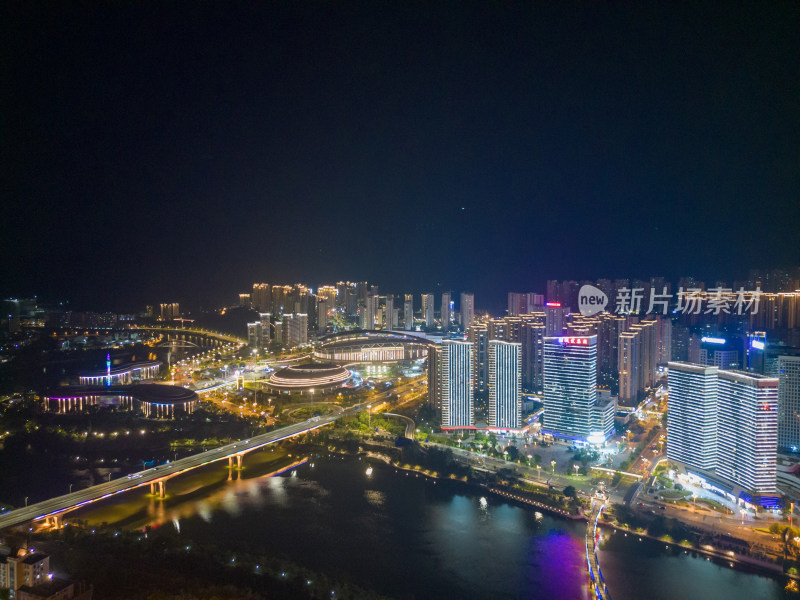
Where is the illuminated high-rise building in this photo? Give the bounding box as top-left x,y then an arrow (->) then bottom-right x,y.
520,319 -> 546,393
437,340 -> 474,430
252,283 -> 270,311
428,345 -> 442,412
317,299 -> 330,333
460,292 -> 474,329
716,370 -> 778,494
366,294 -> 379,330
404,294 -> 414,330
384,294 -> 395,330
159,302 -> 180,320
488,340 -> 521,430
318,286 -> 337,312
618,331 -> 641,406
422,293 -> 435,328
543,303 -> 565,336
441,292 -> 452,329
666,362 -> 718,470
467,323 -> 489,394
271,285 -> 293,314
543,335 -> 605,442
284,313 -> 308,347
247,322 -> 264,348
508,292 -> 545,316
778,355 -> 800,452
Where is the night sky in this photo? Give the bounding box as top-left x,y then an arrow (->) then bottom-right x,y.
2,2 -> 798,313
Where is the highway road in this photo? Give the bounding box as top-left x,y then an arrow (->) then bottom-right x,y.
383,413 -> 415,439
0,401 -> 368,532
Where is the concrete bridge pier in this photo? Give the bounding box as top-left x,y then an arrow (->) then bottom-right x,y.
45,514 -> 63,529
149,480 -> 166,498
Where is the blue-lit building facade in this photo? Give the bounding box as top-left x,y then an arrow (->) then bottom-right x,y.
488,340 -> 522,432
439,340 -> 475,430
542,335 -> 612,444
668,361 -> 780,508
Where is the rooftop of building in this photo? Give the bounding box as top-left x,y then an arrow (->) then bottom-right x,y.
81,360 -> 161,378
17,578 -> 73,597
20,551 -> 48,565
270,363 -> 349,381
45,384 -> 198,405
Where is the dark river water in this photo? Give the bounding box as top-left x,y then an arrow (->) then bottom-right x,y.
103,454 -> 791,600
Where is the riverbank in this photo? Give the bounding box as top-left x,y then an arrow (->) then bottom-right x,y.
596,517 -> 798,584
337,436 -> 799,591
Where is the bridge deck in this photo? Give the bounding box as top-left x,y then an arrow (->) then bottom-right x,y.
0,403 -> 366,532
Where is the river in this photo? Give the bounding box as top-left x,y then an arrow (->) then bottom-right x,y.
72,452 -> 792,599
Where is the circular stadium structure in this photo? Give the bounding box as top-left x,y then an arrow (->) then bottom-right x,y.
315,330 -> 433,363
265,362 -> 351,393
45,384 -> 198,419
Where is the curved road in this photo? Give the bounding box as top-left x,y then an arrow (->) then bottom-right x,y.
0,401 -> 370,532
382,412 -> 415,439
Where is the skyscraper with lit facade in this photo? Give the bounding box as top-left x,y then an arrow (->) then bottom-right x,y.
460,292 -> 474,329
467,323 -> 489,394
716,370 -> 778,494
778,355 -> 800,452
488,340 -> 521,431
422,293 -> 435,328
247,322 -> 264,348
438,340 -> 474,430
542,335 -> 600,442
441,292 -> 452,329
666,362 -> 718,470
404,294 -> 414,330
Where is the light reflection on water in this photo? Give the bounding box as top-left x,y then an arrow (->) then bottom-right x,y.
137,457 -> 590,599
75,455 -> 789,600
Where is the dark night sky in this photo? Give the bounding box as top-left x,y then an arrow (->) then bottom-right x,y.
2,2 -> 798,313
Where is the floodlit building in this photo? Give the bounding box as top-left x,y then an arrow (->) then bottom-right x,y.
438,340 -> 474,430
488,340 -> 522,431
159,303 -> 180,320
252,283 -> 270,311
422,293 -> 435,328
384,294 -> 394,329
460,292 -> 474,329
668,362 -> 780,502
716,370 -> 778,494
542,335 -> 610,443
441,292 -> 452,329
404,294 -> 414,330
666,362 -> 718,470
778,355 -> 800,452
467,323 -> 489,394
247,321 -> 264,348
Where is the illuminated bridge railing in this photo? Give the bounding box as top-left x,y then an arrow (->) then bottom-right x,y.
586,503 -> 611,600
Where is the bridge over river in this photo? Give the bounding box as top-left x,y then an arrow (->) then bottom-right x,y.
0,401 -> 369,532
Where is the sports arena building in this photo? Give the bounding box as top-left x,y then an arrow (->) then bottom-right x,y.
314,330 -> 433,363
